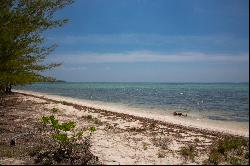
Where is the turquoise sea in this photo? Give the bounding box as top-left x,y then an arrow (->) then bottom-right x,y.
17,82 -> 249,123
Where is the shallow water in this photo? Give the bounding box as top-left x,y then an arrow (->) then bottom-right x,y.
16,82 -> 249,123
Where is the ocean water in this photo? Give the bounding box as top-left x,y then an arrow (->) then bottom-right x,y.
16,82 -> 249,123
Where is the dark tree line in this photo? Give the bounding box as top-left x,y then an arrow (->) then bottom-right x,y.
0,0 -> 73,94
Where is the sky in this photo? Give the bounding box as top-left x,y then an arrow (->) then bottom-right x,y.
44,0 -> 249,82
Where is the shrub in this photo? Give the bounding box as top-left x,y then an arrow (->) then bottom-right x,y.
208,150 -> 221,165
206,137 -> 249,165
229,156 -> 241,165
41,115 -> 97,164
89,126 -> 97,132
151,137 -> 171,150
81,115 -> 103,126
50,108 -> 59,113
94,118 -> 103,126
217,137 -> 247,155
42,116 -> 78,147
180,145 -> 196,162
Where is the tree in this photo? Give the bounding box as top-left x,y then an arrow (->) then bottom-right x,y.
0,0 -> 73,94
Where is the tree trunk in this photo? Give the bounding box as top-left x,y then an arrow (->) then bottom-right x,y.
5,84 -> 12,94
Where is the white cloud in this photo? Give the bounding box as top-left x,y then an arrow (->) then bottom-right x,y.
48,34 -> 248,48
51,50 -> 249,64
59,66 -> 88,71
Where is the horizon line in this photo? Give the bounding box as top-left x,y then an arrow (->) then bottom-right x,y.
35,81 -> 249,84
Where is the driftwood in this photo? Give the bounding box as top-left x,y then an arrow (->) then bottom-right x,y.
173,111 -> 187,117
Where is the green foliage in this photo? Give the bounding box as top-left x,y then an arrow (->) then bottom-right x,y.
216,137 -> 247,154
229,156 -> 242,165
151,137 -> 171,150
39,113 -> 98,164
94,118 -> 103,125
81,115 -> 103,126
75,131 -> 84,139
41,115 -> 96,150
89,127 -> 96,132
208,151 -> 221,165
206,137 -> 249,165
49,115 -> 59,129
50,108 -> 59,113
42,116 -> 50,125
0,0 -> 73,93
180,145 -> 196,162
52,134 -> 69,143
42,115 -> 75,132
142,142 -> 148,150
59,121 -> 76,132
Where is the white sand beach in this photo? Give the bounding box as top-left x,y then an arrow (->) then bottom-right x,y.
0,90 -> 245,165
14,90 -> 249,137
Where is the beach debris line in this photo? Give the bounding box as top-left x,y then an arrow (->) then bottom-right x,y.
173,111 -> 187,117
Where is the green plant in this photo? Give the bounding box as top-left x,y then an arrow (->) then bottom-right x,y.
151,137 -> 171,150
50,108 -> 59,113
29,146 -> 43,157
208,150 -> 221,165
40,114 -> 99,164
180,145 -> 196,162
206,137 -> 249,165
81,115 -> 93,120
42,158 -> 53,165
143,142 -> 148,150
245,152 -> 249,159
217,137 -> 247,155
94,118 -> 103,125
229,156 -> 241,165
0,0 -> 73,94
89,127 -> 96,132
41,115 -> 95,153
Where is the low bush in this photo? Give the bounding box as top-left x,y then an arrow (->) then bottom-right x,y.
179,145 -> 196,162
151,137 -> 171,150
50,108 -> 59,113
39,115 -> 98,164
206,137 -> 249,165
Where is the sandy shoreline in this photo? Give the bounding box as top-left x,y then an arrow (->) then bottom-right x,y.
14,89 -> 249,137
1,91 -> 249,165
